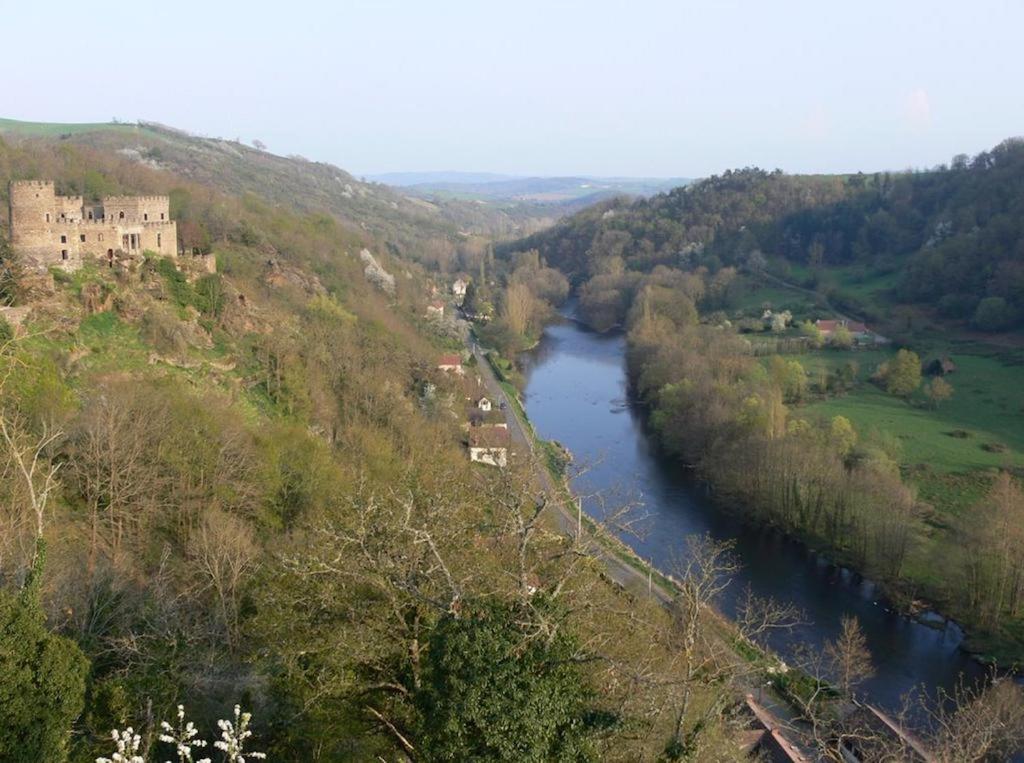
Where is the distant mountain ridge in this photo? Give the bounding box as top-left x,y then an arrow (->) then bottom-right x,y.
368,171 -> 519,186
371,172 -> 692,204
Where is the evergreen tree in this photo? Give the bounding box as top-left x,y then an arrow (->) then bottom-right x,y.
0,546 -> 89,763
414,598 -> 600,762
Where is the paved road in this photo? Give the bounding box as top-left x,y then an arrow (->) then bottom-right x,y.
466,330 -> 820,755
468,338 -> 671,601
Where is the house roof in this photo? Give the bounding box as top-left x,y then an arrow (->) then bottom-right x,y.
469,428 -> 510,448
438,353 -> 462,367
816,319 -> 868,334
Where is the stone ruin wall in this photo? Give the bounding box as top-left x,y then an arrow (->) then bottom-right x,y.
7,181 -> 178,271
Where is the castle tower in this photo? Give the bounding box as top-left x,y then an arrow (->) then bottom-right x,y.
9,180 -> 57,248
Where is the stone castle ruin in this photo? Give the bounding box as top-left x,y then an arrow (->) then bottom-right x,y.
8,180 -> 178,271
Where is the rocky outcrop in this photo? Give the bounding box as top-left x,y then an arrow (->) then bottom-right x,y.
359,249 -> 395,294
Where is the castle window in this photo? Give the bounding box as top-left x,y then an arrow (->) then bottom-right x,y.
61,250 -> 68,260
45,214 -> 50,222
119,211 -> 125,219
80,234 -> 86,243
157,233 -> 162,248
60,235 -> 67,244
160,213 -> 165,220
144,213 -> 149,221
88,211 -> 93,220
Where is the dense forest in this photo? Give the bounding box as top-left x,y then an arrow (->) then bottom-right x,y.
507,138 -> 1024,332
498,138 -> 1024,676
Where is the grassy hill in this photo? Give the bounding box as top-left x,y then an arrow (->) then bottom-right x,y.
0,117 -> 154,138
0,118 -> 560,261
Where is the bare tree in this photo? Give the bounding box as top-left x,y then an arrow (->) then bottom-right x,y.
910,674 -> 1024,762
825,616 -> 874,698
188,508 -> 259,648
0,409 -> 63,580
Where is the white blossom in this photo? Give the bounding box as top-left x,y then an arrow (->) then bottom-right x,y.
158,704 -> 210,763
96,727 -> 145,763
213,705 -> 266,762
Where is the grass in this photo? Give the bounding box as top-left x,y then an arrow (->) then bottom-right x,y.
732,276 -> 817,318
804,354 -> 1024,472
0,117 -> 152,138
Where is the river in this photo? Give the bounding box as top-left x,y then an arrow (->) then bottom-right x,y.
519,313 -> 986,714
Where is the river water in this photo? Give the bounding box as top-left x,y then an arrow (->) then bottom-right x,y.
520,314 -> 986,713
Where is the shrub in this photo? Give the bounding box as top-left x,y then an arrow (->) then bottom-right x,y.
972,296 -> 1016,331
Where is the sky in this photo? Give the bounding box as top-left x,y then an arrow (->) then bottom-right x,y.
5,0 -> 1024,178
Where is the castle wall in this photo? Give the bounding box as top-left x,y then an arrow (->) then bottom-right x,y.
102,195 -> 170,223
56,196 -> 83,222
8,181 -> 178,271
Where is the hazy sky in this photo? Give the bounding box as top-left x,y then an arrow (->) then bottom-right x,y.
6,0 -> 1023,177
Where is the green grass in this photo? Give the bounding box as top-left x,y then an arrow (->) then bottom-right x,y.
0,117 -> 150,138
795,348 -> 1024,522
804,354 -> 1024,469
732,276 -> 817,318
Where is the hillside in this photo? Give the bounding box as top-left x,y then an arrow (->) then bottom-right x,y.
0,122 -> 792,762
0,118 -> 548,263
498,139 -> 1024,666
508,139 -> 1024,336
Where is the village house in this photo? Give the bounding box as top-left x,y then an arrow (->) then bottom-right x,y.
476,396 -> 492,411
437,353 -> 464,375
468,427 -> 510,467
452,277 -> 468,302
426,300 -> 445,318
8,180 -> 178,271
815,318 -> 881,344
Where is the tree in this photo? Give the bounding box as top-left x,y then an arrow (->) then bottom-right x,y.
972,296 -> 1015,331
830,324 -> 854,350
911,676 -> 1024,762
925,377 -> 953,408
413,598 -> 597,762
799,320 -> 823,348
885,349 -> 921,398
502,281 -> 536,338
829,415 -> 857,457
0,585 -> 89,762
0,234 -> 21,307
824,616 -> 873,697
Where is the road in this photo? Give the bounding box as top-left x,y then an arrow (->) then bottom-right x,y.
466,328 -> 819,756
468,337 -> 672,601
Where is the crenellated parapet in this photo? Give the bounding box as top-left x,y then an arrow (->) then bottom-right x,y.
7,180 -> 178,271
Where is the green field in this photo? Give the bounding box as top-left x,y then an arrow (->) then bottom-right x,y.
0,117 -> 153,138
796,349 -> 1024,516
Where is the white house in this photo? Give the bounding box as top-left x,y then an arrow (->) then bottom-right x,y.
452,277 -> 468,299
469,428 -> 510,467
477,396 -> 492,411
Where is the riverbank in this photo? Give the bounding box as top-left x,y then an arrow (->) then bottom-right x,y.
515,312 -> 995,713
